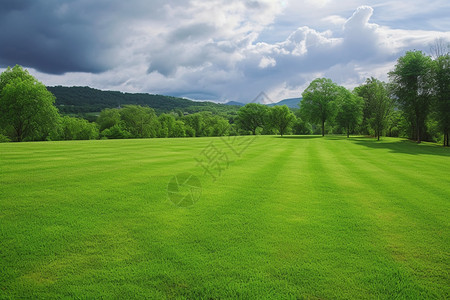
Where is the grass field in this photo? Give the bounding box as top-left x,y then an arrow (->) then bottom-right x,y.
0,136 -> 449,299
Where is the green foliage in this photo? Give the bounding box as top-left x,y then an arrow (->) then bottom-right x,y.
120,105 -> 159,138
182,113 -> 206,137
54,116 -> 99,140
204,114 -> 230,136
0,66 -> 60,142
158,113 -> 187,138
48,86 -> 239,116
181,112 -> 229,137
100,124 -> 132,139
385,110 -> 408,138
96,108 -> 121,131
355,78 -> 392,140
0,133 -> 10,143
300,78 -> 340,136
236,103 -> 269,135
292,117 -> 312,135
335,87 -> 364,138
268,105 -> 296,136
432,53 -> 450,146
389,51 -> 434,142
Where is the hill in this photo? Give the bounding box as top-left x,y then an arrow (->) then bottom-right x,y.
267,97 -> 302,108
224,101 -> 245,106
225,98 -> 302,108
48,86 -> 240,115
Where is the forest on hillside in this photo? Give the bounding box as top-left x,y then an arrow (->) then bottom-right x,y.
48,86 -> 240,117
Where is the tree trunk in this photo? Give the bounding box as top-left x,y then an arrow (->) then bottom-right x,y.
417,124 -> 421,143
322,120 -> 325,137
347,126 -> 349,138
15,127 -> 22,142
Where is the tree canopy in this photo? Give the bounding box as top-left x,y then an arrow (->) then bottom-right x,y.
300,78 -> 340,136
0,66 -> 60,141
354,78 -> 392,140
389,51 -> 434,143
432,53 -> 450,146
268,105 -> 296,137
335,87 -> 364,138
236,103 -> 269,135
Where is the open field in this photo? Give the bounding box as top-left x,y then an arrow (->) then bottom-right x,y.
0,136 -> 449,298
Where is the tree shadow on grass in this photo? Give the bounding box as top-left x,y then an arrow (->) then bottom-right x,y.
350,137 -> 450,157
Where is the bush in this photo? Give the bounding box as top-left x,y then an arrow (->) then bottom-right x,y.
56,116 -> 99,140
101,124 -> 132,139
0,133 -> 10,143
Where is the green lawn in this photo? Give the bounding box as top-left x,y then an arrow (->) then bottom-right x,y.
0,136 -> 449,299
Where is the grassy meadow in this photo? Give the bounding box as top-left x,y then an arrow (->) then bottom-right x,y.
0,136 -> 449,298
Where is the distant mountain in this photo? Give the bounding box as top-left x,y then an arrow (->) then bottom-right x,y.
267,98 -> 302,108
224,101 -> 245,106
48,86 -> 239,115
224,98 -> 302,108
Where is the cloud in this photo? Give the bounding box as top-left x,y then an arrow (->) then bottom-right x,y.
1,1 -> 449,102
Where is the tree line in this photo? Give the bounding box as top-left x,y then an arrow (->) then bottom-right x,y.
0,48 -> 448,145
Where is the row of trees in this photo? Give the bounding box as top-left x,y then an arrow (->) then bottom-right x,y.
0,47 -> 448,144
298,49 -> 449,145
0,66 -> 300,141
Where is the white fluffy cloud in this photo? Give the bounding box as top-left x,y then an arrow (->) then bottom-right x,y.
3,0 -> 449,103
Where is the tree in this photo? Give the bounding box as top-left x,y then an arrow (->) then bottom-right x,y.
183,113 -> 205,137
204,114 -> 230,136
0,66 -> 60,142
389,51 -> 434,143
57,116 -> 99,140
335,87 -> 364,138
268,105 -> 295,136
158,113 -> 188,138
236,103 -> 268,135
432,52 -> 450,146
300,78 -> 340,136
158,113 -> 177,138
100,124 -> 132,139
292,115 -> 312,135
354,78 -> 392,140
120,105 -> 159,138
96,108 -> 121,131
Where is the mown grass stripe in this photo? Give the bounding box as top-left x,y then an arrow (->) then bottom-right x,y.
0,136 -> 448,298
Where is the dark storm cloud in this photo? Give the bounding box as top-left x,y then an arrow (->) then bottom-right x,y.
2,0 -> 448,102
0,0 -> 187,74
1,1 -> 108,73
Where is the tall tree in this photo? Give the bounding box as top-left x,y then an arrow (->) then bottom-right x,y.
389,51 -> 434,143
300,78 -> 340,136
354,78 -> 392,140
335,87 -> 364,138
432,53 -> 450,146
268,105 -> 296,137
0,66 -> 60,142
236,103 -> 268,135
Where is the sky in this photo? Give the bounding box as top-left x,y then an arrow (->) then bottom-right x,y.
0,0 -> 449,103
